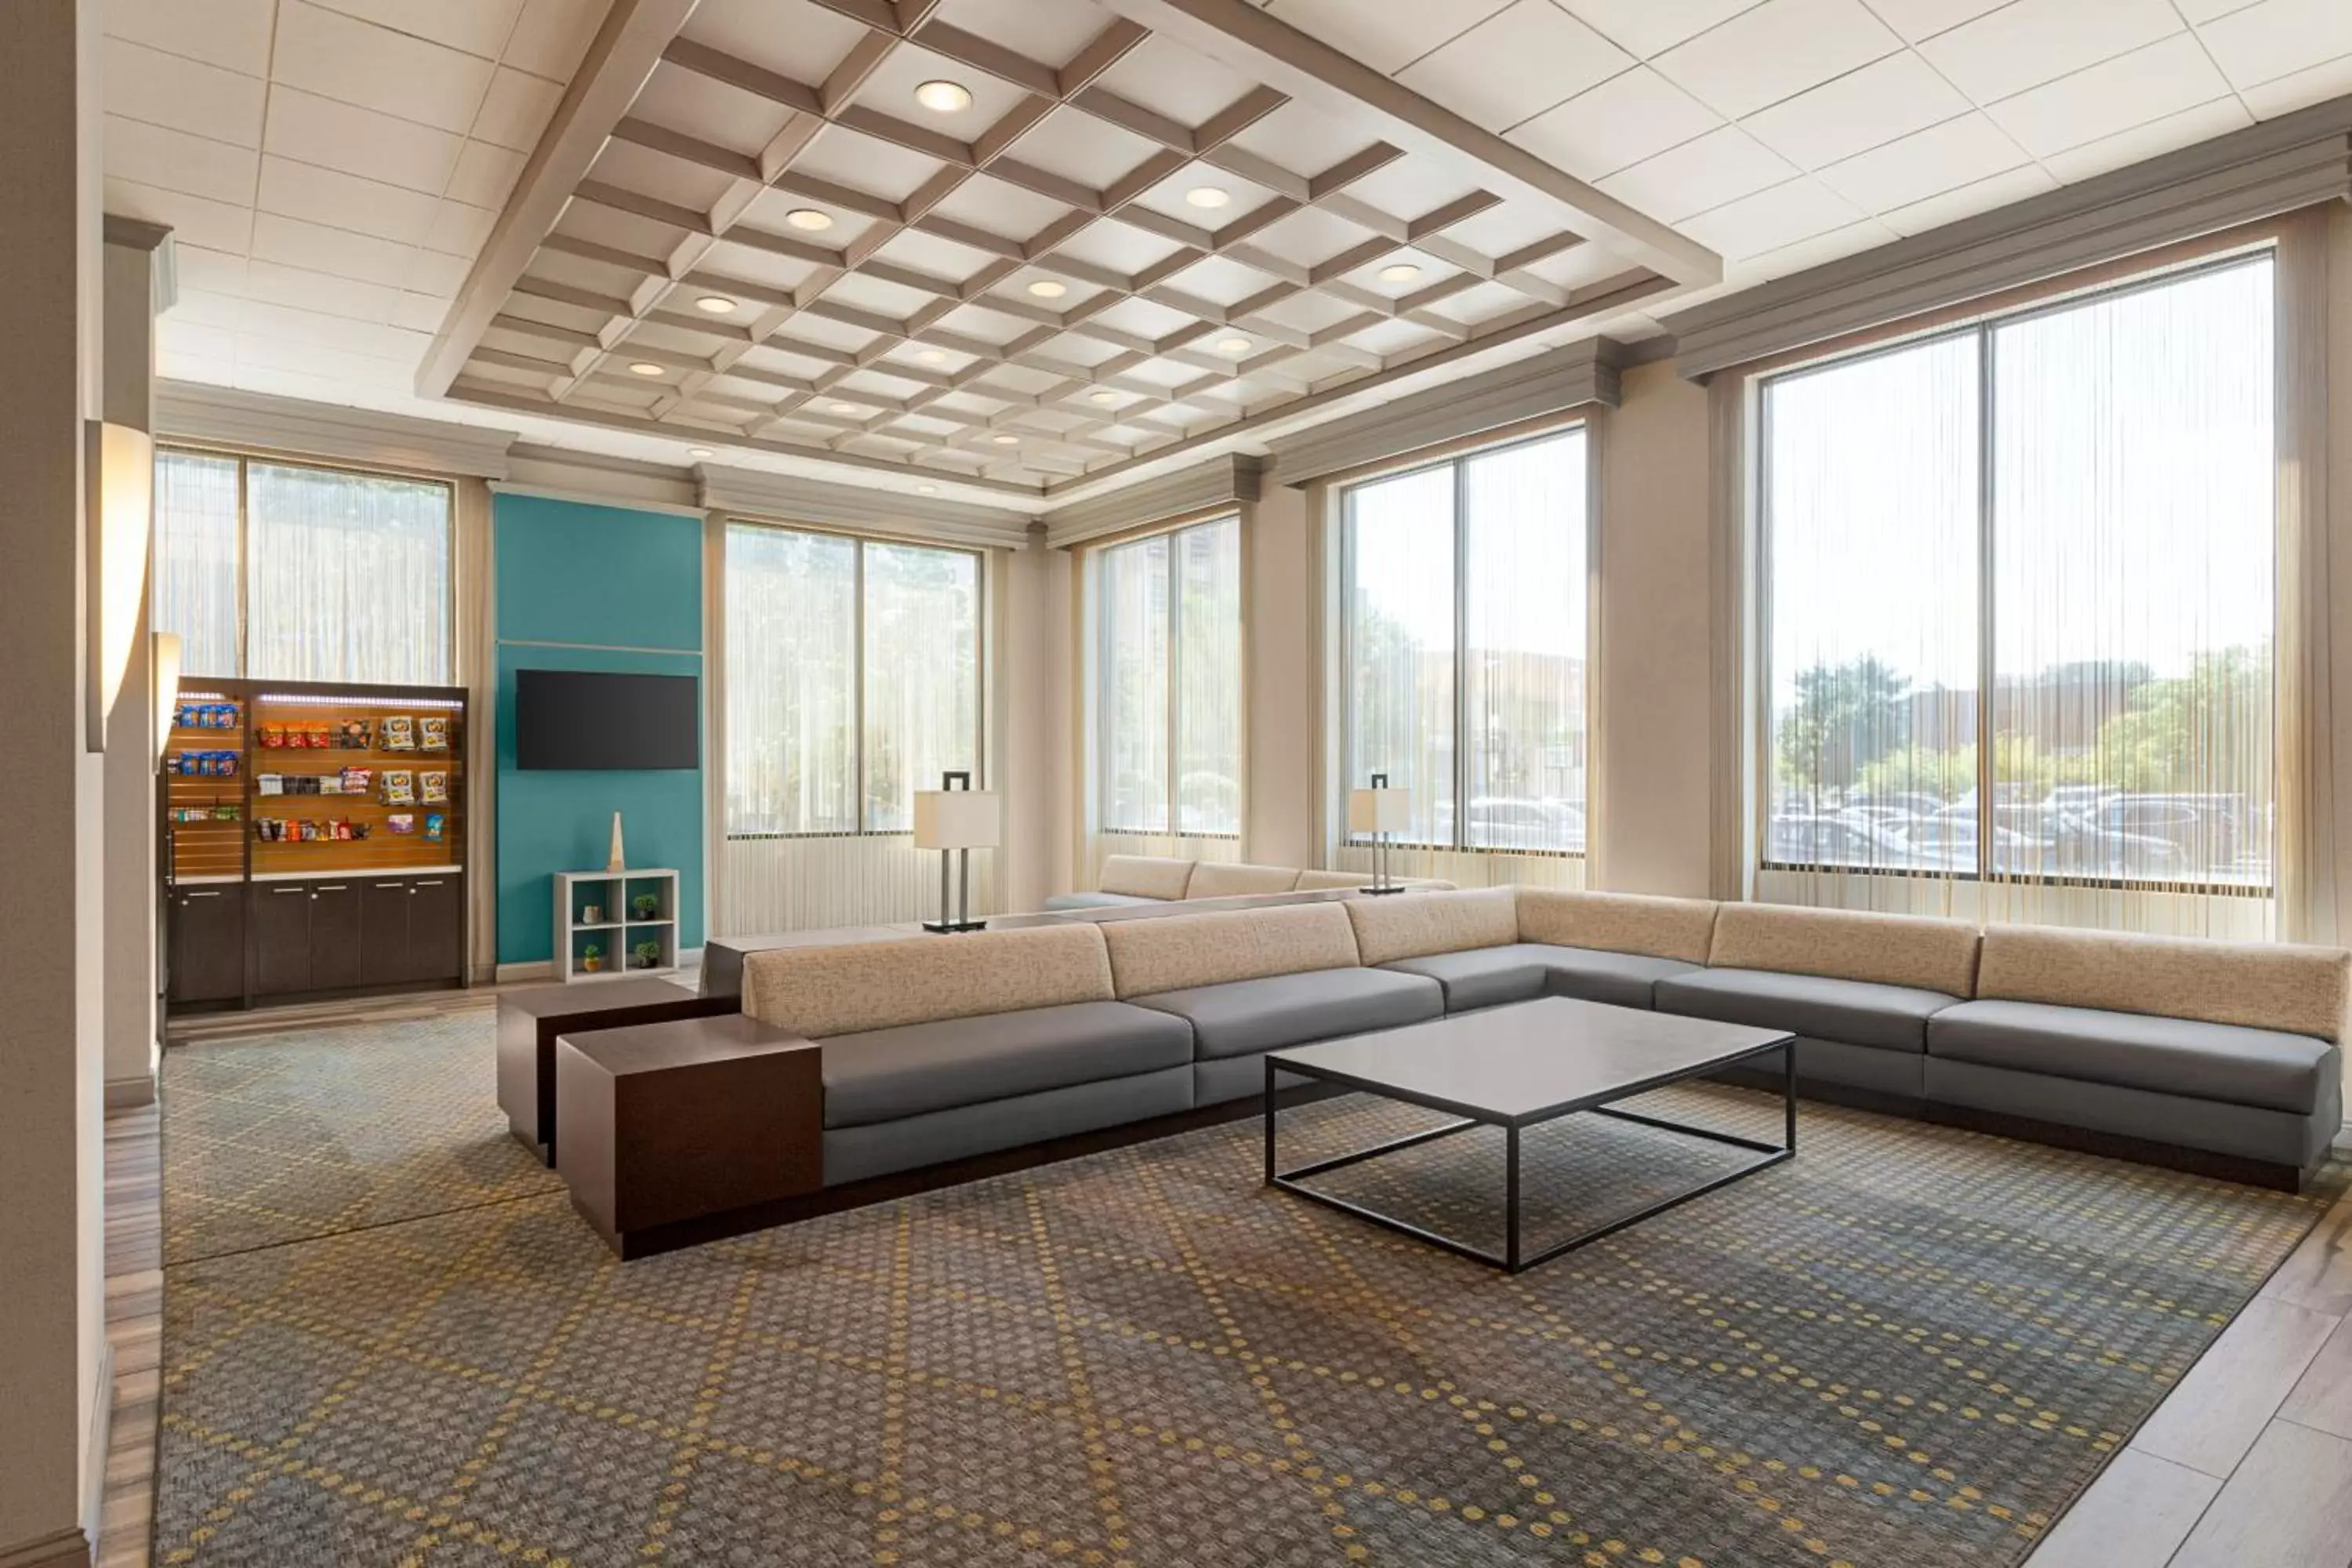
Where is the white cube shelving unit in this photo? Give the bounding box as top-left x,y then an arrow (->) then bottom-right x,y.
554,867 -> 680,982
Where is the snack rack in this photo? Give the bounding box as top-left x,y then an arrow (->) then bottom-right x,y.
247,688 -> 467,877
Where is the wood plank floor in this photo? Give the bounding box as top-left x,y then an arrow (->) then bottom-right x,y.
98,1102 -> 160,1568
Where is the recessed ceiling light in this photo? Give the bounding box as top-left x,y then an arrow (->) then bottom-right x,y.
1185,186 -> 1231,209
784,208 -> 833,231
628,361 -> 665,376
914,79 -> 972,114
1378,263 -> 1421,284
694,295 -> 737,314
1088,390 -> 1119,405
1026,279 -> 1068,299
990,434 -> 1018,445
829,402 -> 862,416
917,348 -> 949,365
916,483 -> 938,495
1216,336 -> 1250,356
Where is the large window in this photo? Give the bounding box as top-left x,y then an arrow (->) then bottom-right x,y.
724,522 -> 980,836
1341,428 -> 1588,854
1095,516 -> 1243,837
152,449 -> 454,684
1762,253 -> 2276,891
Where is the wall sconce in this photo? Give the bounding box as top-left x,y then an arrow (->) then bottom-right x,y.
1348,772 -> 1411,895
85,419 -> 154,752
151,632 -> 183,760
913,769 -> 1000,933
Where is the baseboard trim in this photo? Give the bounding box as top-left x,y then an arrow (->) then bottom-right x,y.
496,949 -> 701,986
0,1527 -> 92,1568
103,1072 -> 155,1110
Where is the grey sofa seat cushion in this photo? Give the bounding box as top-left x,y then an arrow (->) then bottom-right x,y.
1381,944 -> 1700,1012
1132,967 -> 1443,1061
1929,999 -> 2338,1116
1043,891 -> 1161,910
1655,967 -> 1956,1053
820,1000 -> 1194,1129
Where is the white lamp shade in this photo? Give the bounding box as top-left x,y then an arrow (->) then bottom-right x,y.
151,631 -> 183,758
1348,786 -> 1410,834
86,420 -> 154,750
913,788 -> 1001,850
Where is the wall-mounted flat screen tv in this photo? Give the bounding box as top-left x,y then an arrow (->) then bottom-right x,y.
516,670 -> 699,771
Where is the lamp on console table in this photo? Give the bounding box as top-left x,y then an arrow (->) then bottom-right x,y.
1348,773 -> 1410,895
914,770 -> 1000,933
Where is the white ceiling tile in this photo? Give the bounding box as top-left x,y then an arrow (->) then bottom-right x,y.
103,179 -> 252,253
261,86 -> 466,195
303,0 -> 528,60
158,316 -> 242,363
2175,0 -> 2261,17
2241,50 -> 2352,117
1740,50 -> 1970,167
1679,175 -> 1863,256
1987,33 -> 2234,158
103,36 -> 267,147
1879,162 -> 2057,234
1556,0 -> 1767,58
1919,0 -> 2183,103
1395,2 -> 1633,132
237,336 -> 419,387
234,297 -> 432,361
1653,0 -> 1900,119
390,292 -> 454,333
1597,125 -> 1797,220
470,67 -> 564,151
241,260 -> 402,322
445,140 -> 527,208
1857,0 -> 2009,42
165,289 -> 249,331
406,249 -> 476,298
258,156 -> 440,245
249,210 -> 419,289
1259,0 -> 1513,74
170,245 -> 250,296
1504,67 -> 1720,180
426,200 -> 499,257
503,0 -> 615,81
1748,215 -> 1902,278
273,1 -> 496,135
102,0 -> 275,76
103,116 -> 257,206
1817,111 -> 2030,212
2042,95 -> 2252,181
2199,0 -> 2352,89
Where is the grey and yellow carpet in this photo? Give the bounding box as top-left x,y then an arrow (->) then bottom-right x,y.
157,1013 -> 2340,1567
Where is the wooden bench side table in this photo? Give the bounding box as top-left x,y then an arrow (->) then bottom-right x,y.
555,1014 -> 823,1258
495,978 -> 731,1165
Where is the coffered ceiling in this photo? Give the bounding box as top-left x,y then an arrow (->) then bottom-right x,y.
103,0 -> 2352,507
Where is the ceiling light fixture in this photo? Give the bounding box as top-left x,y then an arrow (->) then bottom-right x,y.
991,434 -> 1018,445
1378,263 -> 1421,284
914,79 -> 972,114
830,402 -> 862,415
917,348 -> 949,365
1088,390 -> 1119,405
1026,279 -> 1067,299
695,295 -> 737,314
1185,186 -> 1231,209
916,483 -> 938,495
628,361 -> 665,376
688,446 -> 715,459
785,208 -> 834,231
1216,336 -> 1250,355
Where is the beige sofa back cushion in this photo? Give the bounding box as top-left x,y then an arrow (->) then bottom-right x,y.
1517,890 -> 1718,964
1104,902 -> 1361,998
1098,855 -> 1194,901
1344,887 -> 1519,967
1709,904 -> 1981,996
1977,926 -> 2350,1041
742,924 -> 1114,1038
1187,862 -> 1304,899
1294,869 -> 1371,891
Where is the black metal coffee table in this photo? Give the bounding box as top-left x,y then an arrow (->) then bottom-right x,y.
1265,996 -> 1795,1273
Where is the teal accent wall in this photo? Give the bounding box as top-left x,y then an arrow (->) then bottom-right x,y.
494,495 -> 704,965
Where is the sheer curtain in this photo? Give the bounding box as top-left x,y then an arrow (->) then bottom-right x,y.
862,541 -> 980,829
1337,428 -> 1589,889
724,524 -> 858,835
247,463 -> 452,684
152,450 -> 241,678
1759,253 -> 2280,938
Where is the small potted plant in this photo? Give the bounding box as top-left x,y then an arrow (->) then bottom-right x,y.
632,892 -> 659,920
633,940 -> 662,970
581,942 -> 604,975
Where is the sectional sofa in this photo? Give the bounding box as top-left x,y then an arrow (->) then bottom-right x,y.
1043,852 -> 1447,909
728,887 -> 2348,1195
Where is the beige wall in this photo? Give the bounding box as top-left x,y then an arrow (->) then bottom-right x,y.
1244,484 -> 1315,869
101,234 -> 159,1108
1000,529 -> 1072,911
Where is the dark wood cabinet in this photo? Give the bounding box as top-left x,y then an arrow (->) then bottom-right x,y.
360,880 -> 412,986
406,877 -> 462,983
168,887 -> 245,1003
307,884 -> 362,990
252,884 -> 315,996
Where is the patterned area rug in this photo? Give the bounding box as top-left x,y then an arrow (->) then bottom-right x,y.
156,1013 -> 2340,1567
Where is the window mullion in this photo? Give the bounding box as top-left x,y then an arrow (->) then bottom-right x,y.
1976,325 -> 1996,885
854,539 -> 868,835
1453,457 -> 1470,853
1165,528 -> 1183,836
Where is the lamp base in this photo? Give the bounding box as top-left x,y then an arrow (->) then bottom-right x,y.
920,918 -> 991,934
1359,884 -> 1407,896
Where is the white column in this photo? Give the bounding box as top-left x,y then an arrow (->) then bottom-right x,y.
1245,484 -> 1314,868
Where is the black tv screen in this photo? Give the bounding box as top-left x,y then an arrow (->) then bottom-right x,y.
516,670 -> 699,771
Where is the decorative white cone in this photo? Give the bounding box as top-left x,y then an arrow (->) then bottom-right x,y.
607,811 -> 626,873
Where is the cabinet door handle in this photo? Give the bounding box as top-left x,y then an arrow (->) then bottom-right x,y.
414,880 -> 445,888
317,884 -> 348,892
272,887 -> 306,896
184,890 -> 221,900
373,882 -> 404,889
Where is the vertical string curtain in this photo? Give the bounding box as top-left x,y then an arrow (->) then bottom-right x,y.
1755,248 -> 2298,940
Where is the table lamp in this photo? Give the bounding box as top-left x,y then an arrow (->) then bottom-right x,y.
1348,772 -> 1411,895
914,769 -> 1000,933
